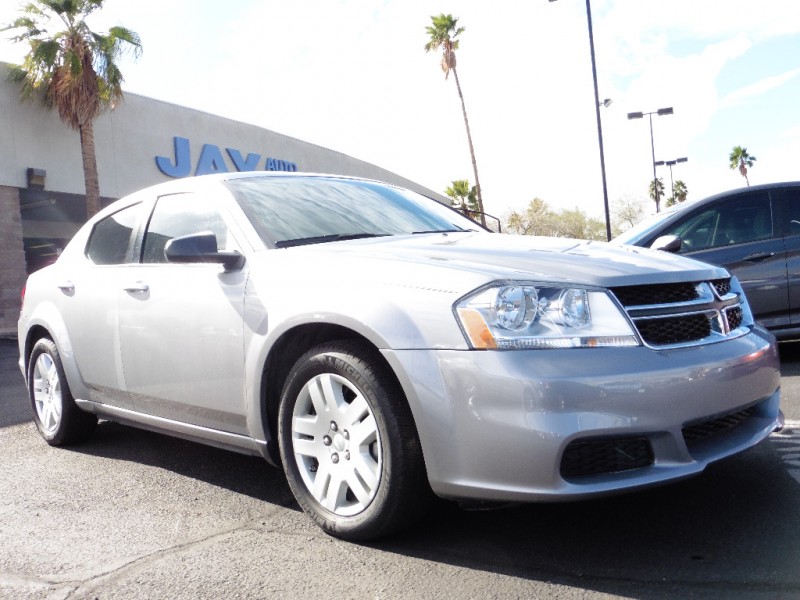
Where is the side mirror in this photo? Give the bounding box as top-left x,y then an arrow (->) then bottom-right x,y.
650,234 -> 681,253
165,231 -> 245,271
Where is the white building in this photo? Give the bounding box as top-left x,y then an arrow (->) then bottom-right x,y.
0,64 -> 446,335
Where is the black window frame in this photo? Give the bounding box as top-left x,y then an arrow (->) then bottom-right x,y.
84,202 -> 142,266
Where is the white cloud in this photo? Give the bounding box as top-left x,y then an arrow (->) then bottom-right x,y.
720,68 -> 800,109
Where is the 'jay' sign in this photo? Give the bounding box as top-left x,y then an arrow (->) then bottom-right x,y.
156,136 -> 298,177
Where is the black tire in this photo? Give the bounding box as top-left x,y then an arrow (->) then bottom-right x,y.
278,341 -> 431,541
27,337 -> 97,446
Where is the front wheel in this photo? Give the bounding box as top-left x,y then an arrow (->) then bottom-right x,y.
278,341 -> 431,540
28,338 -> 97,446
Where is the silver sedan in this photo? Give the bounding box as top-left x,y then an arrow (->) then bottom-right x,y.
18,173 -> 783,540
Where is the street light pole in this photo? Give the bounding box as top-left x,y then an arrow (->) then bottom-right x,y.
549,0 -> 612,241
627,107 -> 673,212
648,113 -> 657,209
654,157 -> 688,199
584,0 -> 612,241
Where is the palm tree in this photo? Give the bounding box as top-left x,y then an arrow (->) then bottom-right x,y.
4,0 -> 142,218
445,179 -> 479,219
729,146 -> 756,186
673,180 -> 688,203
649,177 -> 665,212
425,14 -> 486,226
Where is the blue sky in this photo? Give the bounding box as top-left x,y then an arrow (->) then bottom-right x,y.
1,0 -> 798,223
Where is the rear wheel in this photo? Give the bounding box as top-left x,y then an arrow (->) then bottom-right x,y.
278,341 -> 431,540
28,338 -> 97,446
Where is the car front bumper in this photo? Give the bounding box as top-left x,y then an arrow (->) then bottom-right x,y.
384,327 -> 782,502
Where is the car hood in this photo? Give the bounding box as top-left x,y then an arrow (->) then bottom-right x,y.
267,232 -> 729,291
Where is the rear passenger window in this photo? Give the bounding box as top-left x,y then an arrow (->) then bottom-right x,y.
85,204 -> 139,265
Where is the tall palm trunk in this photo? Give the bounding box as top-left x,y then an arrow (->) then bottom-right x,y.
452,67 -> 486,227
79,121 -> 100,218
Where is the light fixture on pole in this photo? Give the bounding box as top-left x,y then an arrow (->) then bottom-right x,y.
549,0 -> 612,241
627,107 -> 674,212
654,157 -> 688,199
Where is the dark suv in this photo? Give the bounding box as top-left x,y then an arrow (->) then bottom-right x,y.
614,181 -> 800,339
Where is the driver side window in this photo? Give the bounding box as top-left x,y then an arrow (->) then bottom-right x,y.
666,192 -> 772,253
141,194 -> 238,264
670,209 -> 717,253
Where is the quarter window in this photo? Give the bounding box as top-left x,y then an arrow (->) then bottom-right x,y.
86,204 -> 140,265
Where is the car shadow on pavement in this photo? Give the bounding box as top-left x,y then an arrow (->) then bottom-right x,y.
69,420 -> 300,512
376,437 -> 800,599
778,341 -> 800,376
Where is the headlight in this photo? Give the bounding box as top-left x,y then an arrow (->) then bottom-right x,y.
455,283 -> 640,350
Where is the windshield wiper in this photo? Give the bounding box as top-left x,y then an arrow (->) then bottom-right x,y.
275,233 -> 389,248
412,228 -> 472,234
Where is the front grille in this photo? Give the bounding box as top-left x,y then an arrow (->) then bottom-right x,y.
711,279 -> 731,297
561,437 -> 653,479
610,277 -> 747,348
635,313 -> 712,345
682,406 -> 756,445
612,282 -> 699,307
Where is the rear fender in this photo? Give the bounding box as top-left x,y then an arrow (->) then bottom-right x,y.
22,301 -> 89,400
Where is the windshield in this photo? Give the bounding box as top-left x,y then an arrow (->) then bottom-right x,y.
227,176 -> 481,247
612,207 -> 680,245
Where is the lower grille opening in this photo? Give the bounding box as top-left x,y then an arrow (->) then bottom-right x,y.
726,306 -> 744,330
636,313 -> 712,345
561,437 -> 654,479
683,406 -> 756,446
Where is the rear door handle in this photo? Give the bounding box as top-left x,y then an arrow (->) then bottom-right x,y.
56,281 -> 74,293
123,281 -> 149,293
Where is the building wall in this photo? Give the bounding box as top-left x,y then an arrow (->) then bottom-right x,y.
0,186 -> 27,336
0,65 -> 443,200
0,63 -> 446,336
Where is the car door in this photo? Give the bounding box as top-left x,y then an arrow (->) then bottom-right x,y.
117,192 -> 250,434
57,202 -> 143,405
775,185 -> 800,325
666,191 -> 789,329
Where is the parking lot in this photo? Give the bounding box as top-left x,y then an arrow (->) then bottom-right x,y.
2,336 -> 800,599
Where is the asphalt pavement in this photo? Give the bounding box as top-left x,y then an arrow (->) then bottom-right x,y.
2,337 -> 800,599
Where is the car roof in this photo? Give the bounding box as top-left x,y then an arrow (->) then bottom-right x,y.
689,180 -> 800,205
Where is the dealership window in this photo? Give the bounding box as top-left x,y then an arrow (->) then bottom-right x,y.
19,188 -> 116,273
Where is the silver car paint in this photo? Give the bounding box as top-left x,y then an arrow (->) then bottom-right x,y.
386,334 -> 779,501
18,173 -> 783,502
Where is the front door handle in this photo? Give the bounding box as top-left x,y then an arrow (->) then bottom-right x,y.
123,281 -> 149,293
742,251 -> 776,262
